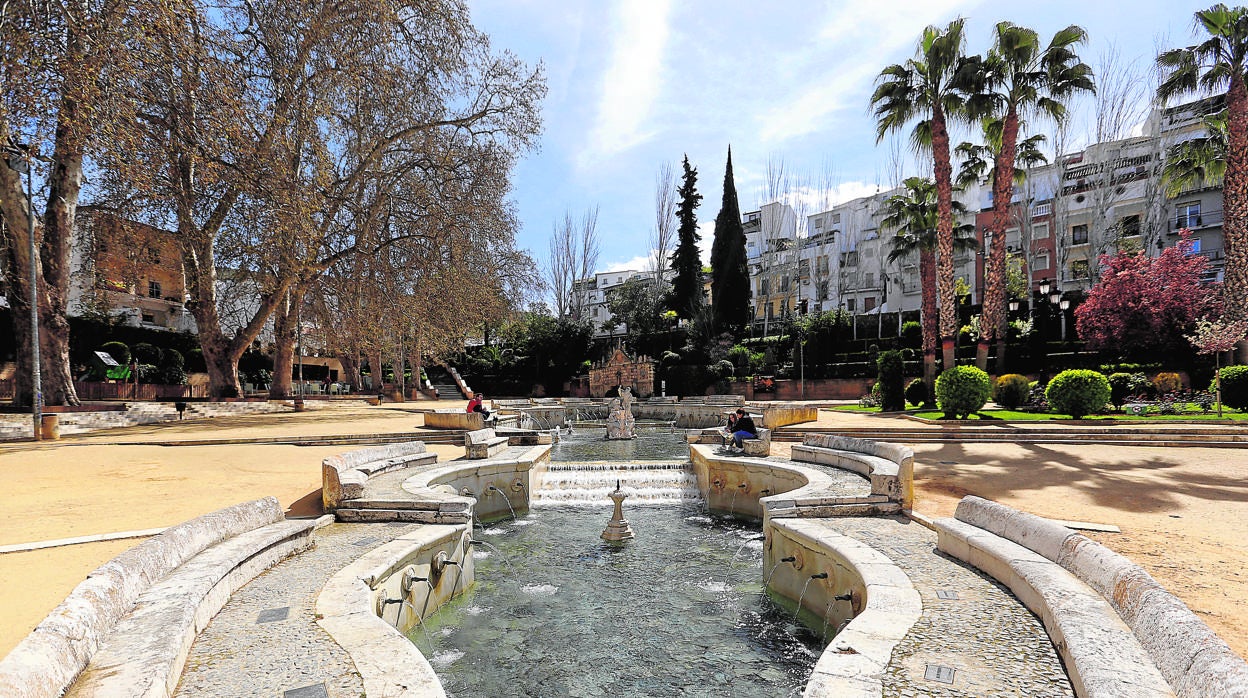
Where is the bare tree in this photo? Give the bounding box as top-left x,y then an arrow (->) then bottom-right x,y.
649,161 -> 677,307
547,206 -> 600,320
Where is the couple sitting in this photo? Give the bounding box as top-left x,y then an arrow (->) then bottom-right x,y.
721,408 -> 757,453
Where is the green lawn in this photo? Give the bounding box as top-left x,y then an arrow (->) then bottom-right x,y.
829,405 -> 1248,422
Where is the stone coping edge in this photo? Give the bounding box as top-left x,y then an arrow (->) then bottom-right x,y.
0,497 -> 283,698
772,519 -> 922,698
323,441 -> 434,512
317,525 -> 468,698
794,434 -> 914,509
951,495 -> 1248,698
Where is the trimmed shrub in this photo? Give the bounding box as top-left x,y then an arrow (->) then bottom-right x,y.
904,378 -> 928,408
1046,369 -> 1111,419
934,366 -> 992,419
1107,372 -> 1149,409
876,350 -> 905,411
1152,372 -> 1183,395
132,342 -> 163,365
100,341 -> 130,366
160,349 -> 186,385
993,374 -> 1031,410
901,321 -> 922,348
1214,365 -> 1248,411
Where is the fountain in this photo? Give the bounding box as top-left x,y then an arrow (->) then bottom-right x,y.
605,385 -> 637,439
600,479 -> 636,541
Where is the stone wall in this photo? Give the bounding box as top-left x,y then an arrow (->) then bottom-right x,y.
589,349 -> 655,398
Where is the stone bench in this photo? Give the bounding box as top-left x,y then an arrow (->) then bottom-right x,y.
464,428 -> 509,459
0,498 -> 317,698
936,496 -> 1248,698
790,434 -> 913,508
322,441 -> 439,512
423,409 -> 485,430
685,426 -> 771,456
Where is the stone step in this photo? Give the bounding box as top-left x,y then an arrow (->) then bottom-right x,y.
334,507 -> 470,524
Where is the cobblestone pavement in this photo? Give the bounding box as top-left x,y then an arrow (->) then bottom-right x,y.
175,521 -> 421,698
819,516 -> 1074,698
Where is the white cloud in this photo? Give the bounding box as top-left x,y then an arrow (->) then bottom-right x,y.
759,0 -> 983,144
578,0 -> 673,168
603,254 -> 657,273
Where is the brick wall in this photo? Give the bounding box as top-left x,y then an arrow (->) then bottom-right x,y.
589,349 -> 655,397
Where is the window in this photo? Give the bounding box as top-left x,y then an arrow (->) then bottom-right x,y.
1005,227 -> 1020,246
760,278 -> 770,296
1071,224 -> 1089,245
148,281 -> 162,299
864,297 -> 876,312
1176,202 -> 1201,228
1034,253 -> 1050,271
780,276 -> 790,292
813,218 -> 823,229
831,213 -> 841,224
1031,222 -> 1050,240
864,272 -> 875,287
841,251 -> 859,267
1069,260 -> 1090,280
141,313 -> 155,324
846,298 -> 856,312
817,280 -> 829,300
1188,238 -> 1202,254
148,248 -> 161,264
1121,215 -> 1141,237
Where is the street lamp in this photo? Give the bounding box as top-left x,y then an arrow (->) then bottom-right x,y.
1051,292 -> 1070,341
5,143 -> 42,441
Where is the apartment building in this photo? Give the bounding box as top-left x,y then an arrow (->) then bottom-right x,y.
69,210 -> 197,333
570,268 -> 663,339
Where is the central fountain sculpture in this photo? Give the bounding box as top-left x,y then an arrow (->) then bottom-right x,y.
601,479 -> 636,541
605,385 -> 637,440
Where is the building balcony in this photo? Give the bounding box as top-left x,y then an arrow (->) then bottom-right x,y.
1168,209 -> 1223,233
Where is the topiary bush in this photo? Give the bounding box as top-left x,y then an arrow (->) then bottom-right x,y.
100,341 -> 130,366
1046,369 -> 1111,419
1107,372 -> 1148,410
993,373 -> 1031,410
132,342 -> 163,366
901,321 -> 922,348
876,350 -> 906,411
1214,365 -> 1248,411
904,378 -> 928,408
934,366 -> 992,419
159,348 -> 186,385
1152,372 -> 1183,395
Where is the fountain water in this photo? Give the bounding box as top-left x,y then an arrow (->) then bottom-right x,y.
764,556 -> 797,588
486,485 -> 517,521
792,573 -> 827,623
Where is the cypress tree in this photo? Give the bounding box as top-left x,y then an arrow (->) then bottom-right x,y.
669,155 -> 703,318
710,146 -> 751,334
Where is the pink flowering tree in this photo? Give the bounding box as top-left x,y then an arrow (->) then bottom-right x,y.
1075,232 -> 1222,360
1186,316 -> 1248,417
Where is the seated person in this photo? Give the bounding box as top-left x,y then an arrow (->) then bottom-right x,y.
721,411 -> 739,446
730,408 -> 757,451
467,393 -> 494,422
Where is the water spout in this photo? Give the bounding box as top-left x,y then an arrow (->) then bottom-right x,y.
487,485 -> 518,521
764,556 -> 798,588
810,572 -> 828,579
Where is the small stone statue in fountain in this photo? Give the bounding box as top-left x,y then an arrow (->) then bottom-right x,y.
606,385 -> 636,440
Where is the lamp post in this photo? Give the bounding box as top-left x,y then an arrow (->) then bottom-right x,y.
6,144 -> 42,440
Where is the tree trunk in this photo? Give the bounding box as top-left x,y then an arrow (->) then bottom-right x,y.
994,337 -> 1007,375
270,303 -> 296,399
1225,74 -> 1248,357
979,108 -> 1021,374
920,248 -> 940,378
339,350 -> 361,391
931,105 -> 958,370
200,333 -> 243,398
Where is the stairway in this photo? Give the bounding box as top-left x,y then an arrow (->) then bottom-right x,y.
425,365 -> 464,399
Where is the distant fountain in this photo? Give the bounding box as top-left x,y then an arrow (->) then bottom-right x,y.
601,479 -> 636,541
606,386 -> 637,440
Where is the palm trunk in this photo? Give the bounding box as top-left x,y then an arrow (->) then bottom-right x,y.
979,109 -> 1021,374
920,248 -> 939,401
1225,74 -> 1248,360
931,105 -> 958,370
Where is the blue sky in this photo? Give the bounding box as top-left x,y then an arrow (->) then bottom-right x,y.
466,0 -> 1213,286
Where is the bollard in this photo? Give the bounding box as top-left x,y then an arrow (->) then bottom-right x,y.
39,414 -> 59,440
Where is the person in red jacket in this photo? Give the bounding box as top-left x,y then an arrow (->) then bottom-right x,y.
467,393 -> 494,422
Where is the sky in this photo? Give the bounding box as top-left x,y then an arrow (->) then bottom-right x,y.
465,0 -> 1215,290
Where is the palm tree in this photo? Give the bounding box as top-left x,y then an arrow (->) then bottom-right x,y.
1159,4 -> 1248,357
967,22 -> 1094,374
956,121 -> 1052,371
872,19 -> 977,371
1161,108 -> 1227,196
883,177 -> 977,393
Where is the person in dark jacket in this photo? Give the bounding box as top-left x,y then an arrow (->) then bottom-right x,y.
730,408 -> 757,451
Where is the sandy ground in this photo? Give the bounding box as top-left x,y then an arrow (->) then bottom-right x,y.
1,400 -> 1245,663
